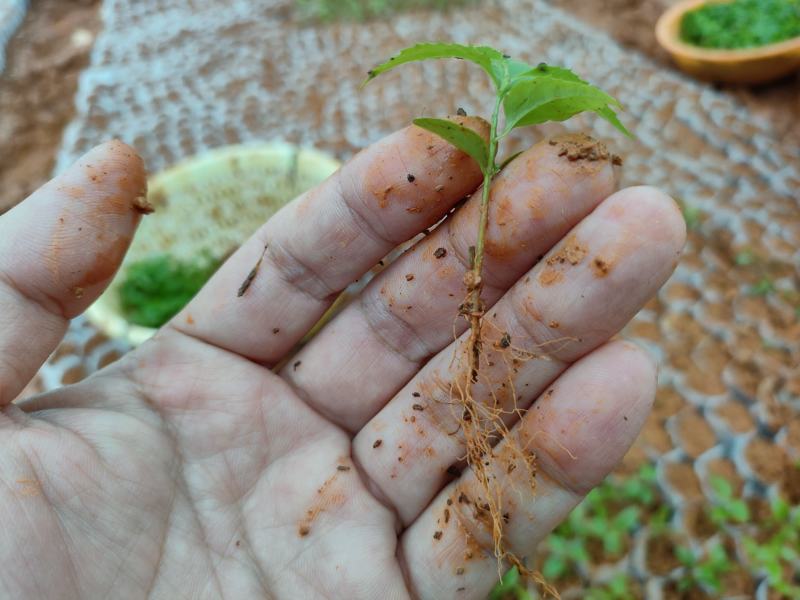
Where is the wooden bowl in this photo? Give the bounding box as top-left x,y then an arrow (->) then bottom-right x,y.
656,0 -> 800,84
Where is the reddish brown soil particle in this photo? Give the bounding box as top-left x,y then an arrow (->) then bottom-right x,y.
185,314 -> 195,325
549,133 -> 612,162
272,327 -> 279,334
292,360 -> 301,371
405,273 -> 414,281
433,531 -> 442,540
373,439 -> 382,448
412,403 -> 424,411
298,525 -> 310,537
538,268 -> 563,286
591,256 -> 611,277
336,465 -> 350,472
235,540 -> 241,547
434,247 -> 447,259
548,320 -> 559,329
546,236 -> 587,267
132,195 -> 155,214
646,534 -> 682,575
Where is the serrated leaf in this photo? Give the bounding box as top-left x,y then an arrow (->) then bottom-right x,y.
501,76 -> 629,137
363,42 -> 506,88
412,117 -> 490,174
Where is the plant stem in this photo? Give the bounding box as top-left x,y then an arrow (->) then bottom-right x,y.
465,93 -> 502,382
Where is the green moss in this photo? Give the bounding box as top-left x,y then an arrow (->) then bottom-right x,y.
680,0 -> 800,49
118,254 -> 222,328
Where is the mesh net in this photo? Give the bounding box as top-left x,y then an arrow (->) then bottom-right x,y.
0,0 -> 26,73
37,0 -> 800,593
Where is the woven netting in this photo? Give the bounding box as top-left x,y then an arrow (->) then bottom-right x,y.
40,0 -> 800,594
0,0 -> 26,73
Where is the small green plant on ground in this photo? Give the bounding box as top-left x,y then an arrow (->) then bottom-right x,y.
676,543 -> 732,596
365,42 -> 629,589
539,465 -> 659,580
489,567 -> 533,600
295,0 -> 480,22
743,498 -> 800,599
585,574 -> 636,600
707,476 -> 749,526
750,276 -> 776,297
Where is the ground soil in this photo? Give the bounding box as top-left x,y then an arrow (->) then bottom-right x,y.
0,0 -> 101,213
745,437 -> 787,484
645,533 -> 681,575
674,408 -> 717,459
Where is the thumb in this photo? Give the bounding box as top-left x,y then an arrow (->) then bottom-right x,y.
0,140 -> 148,406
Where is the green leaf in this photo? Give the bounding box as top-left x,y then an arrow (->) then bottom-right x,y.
412,117 -> 490,174
542,555 -> 567,580
710,476 -> 733,498
499,65 -> 630,137
489,567 -> 522,600
729,499 -> 750,522
363,42 -> 506,88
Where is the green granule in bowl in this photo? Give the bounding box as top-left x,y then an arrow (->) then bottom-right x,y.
119,254 -> 222,328
680,0 -> 800,49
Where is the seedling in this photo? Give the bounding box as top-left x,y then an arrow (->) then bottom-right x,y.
585,574 -> 636,600
743,498 -> 800,598
707,476 -> 750,526
364,42 -> 628,584
541,533 -> 590,581
676,543 -> 731,595
750,276 -> 776,296
489,566 -> 534,600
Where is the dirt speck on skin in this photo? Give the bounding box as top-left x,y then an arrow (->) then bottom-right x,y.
549,133 -> 620,164
538,268 -> 563,286
373,439 -> 383,448
132,195 -> 155,214
434,247 -> 447,259
592,256 -> 612,277
547,236 -> 587,266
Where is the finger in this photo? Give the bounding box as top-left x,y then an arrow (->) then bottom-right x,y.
0,141 -> 148,406
353,186 -> 685,523
281,135 -> 618,430
399,341 -> 656,600
171,118 -> 487,363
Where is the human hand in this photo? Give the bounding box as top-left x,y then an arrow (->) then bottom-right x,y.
0,122 -> 684,599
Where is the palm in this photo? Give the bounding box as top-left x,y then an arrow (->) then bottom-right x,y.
0,131 -> 683,599
2,332 -> 404,599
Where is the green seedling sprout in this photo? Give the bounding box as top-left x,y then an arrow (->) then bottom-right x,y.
364,42 -> 629,586
677,543 -> 731,595
489,566 -> 534,600
585,574 -> 636,600
743,498 -> 800,598
708,476 -> 750,526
